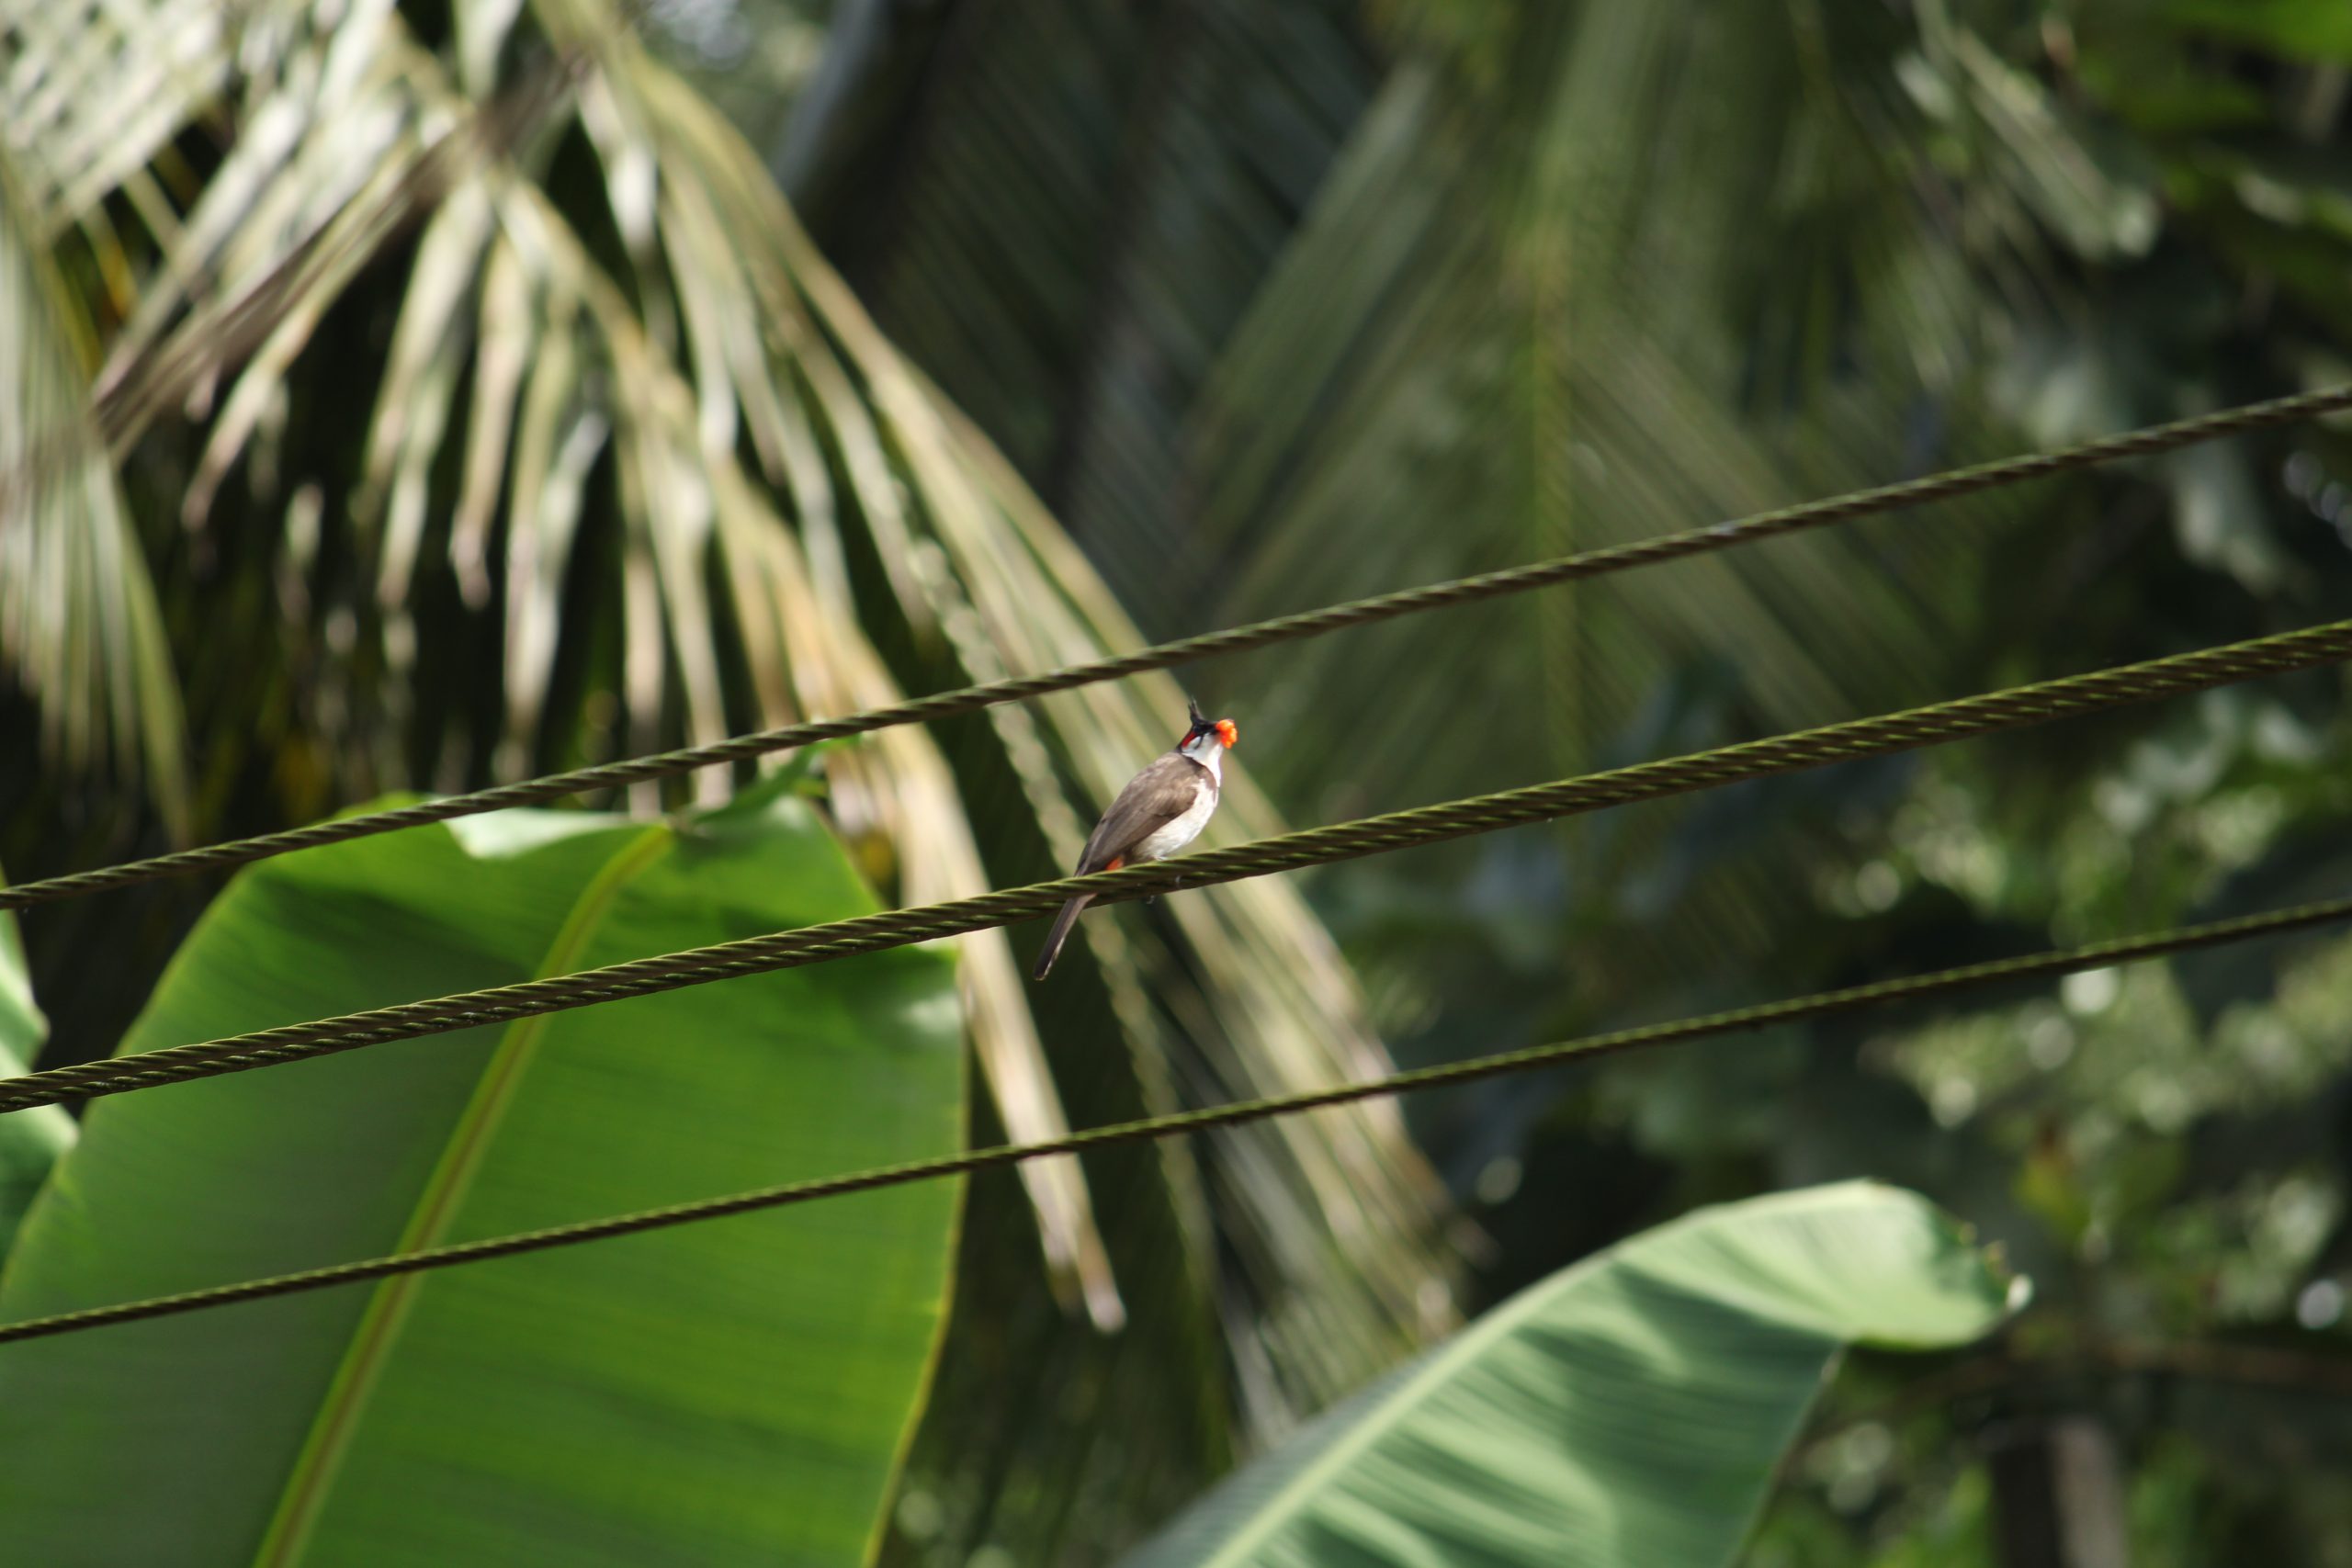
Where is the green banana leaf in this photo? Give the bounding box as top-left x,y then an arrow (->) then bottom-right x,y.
0,867 -> 73,1251
0,781 -> 965,1566
1119,1181 -> 2023,1568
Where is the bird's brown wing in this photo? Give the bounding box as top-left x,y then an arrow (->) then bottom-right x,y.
1077,754 -> 1213,870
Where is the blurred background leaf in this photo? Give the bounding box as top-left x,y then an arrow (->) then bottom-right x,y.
0,862 -> 71,1252
0,135 -> 186,832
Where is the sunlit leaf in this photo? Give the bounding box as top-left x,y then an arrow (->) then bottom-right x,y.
1121,1182 -> 2022,1568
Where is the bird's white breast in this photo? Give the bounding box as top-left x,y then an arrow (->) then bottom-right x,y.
1133,773 -> 1217,861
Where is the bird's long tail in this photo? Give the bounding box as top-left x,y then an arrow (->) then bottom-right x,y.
1032,894 -> 1093,980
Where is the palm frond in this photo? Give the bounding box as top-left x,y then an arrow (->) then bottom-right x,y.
609,19 -> 1456,1372
0,136 -> 186,830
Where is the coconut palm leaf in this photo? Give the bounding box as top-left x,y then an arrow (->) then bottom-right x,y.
0,134 -> 186,828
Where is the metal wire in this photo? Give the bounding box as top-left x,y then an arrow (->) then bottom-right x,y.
6,886 -> 2347,1346
6,616 -> 2350,1116
6,382 -> 2349,914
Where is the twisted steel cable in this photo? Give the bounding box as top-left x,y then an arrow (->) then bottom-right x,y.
6,886 -> 2349,1345
5,616 -> 2350,1116
6,383 -> 2349,914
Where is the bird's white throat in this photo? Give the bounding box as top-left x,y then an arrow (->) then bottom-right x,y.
1179,737 -> 1227,782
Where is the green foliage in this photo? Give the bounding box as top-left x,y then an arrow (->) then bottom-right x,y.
769,0 -> 2352,1559
0,868 -> 71,1253
0,783 -> 963,1565
13,0 -> 2352,1559
0,5 -> 1461,1557
1121,1184 -> 2020,1568
2164,0 -> 2352,64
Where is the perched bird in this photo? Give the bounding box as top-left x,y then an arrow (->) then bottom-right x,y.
1032,700 -> 1238,980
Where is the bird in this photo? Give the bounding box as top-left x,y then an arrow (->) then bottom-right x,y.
1032,699 -> 1238,980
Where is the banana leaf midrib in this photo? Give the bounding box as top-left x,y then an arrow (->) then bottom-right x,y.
247,822 -> 673,1566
